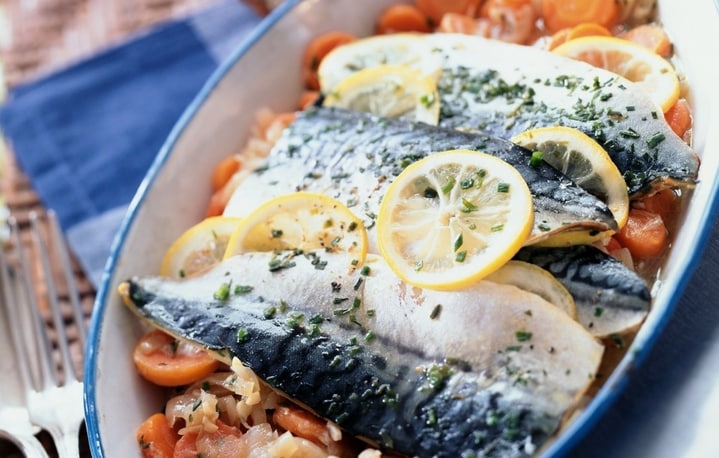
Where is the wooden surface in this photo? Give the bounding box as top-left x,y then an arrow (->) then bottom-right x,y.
0,0 -> 222,455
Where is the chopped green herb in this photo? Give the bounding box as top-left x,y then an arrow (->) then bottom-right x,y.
453,233 -> 464,252
236,328 -> 250,344
234,284 -> 253,295
424,187 -> 439,198
455,251 -> 467,262
263,306 -> 277,319
271,229 -> 283,238
360,265 -> 371,276
213,282 -> 231,301
594,307 -> 604,317
461,198 -> 477,213
491,223 -> 504,232
647,132 -> 666,148
430,304 -> 442,320
515,330 -> 533,342
529,150 -> 543,168
497,182 -> 510,193
441,176 -> 456,194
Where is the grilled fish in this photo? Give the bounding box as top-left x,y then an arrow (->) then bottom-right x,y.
425,34 -> 699,196
224,107 -> 618,247
515,245 -> 651,337
121,251 -> 603,458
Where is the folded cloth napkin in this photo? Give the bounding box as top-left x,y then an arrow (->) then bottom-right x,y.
0,0 -> 262,287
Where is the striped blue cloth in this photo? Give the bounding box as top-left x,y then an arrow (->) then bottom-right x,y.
0,0 -> 261,286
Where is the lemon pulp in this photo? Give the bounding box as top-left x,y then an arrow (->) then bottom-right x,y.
224,192 -> 368,267
377,149 -> 533,290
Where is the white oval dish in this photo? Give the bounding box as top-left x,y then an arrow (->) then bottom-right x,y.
84,1 -> 719,456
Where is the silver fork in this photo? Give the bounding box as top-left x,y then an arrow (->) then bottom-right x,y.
1,210 -> 86,458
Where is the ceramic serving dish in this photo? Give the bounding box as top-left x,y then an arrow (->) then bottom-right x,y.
84,0 -> 719,456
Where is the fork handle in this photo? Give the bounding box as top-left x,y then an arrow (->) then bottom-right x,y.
0,429 -> 50,458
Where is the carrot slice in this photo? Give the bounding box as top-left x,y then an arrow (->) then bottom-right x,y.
664,98 -> 692,138
299,90 -> 320,110
546,27 -> 571,50
133,330 -> 220,387
211,156 -> 241,192
273,405 -> 331,446
639,189 -> 680,224
303,31 -> 356,90
206,188 -> 229,217
437,12 -> 479,34
566,22 -> 611,40
541,0 -> 619,33
478,0 -> 532,18
377,4 -> 431,34
173,431 -> 199,458
615,208 -> 668,258
415,0 -> 481,25
136,413 -> 178,458
624,24 -> 673,57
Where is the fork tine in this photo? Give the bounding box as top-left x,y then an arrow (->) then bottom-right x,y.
46,209 -> 86,349
11,215 -> 58,391
1,221 -> 36,393
29,211 -> 79,384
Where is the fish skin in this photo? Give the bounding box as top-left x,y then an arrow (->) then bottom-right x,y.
515,245 -> 651,337
225,107 -> 617,246
122,251 -> 603,457
426,34 -> 699,196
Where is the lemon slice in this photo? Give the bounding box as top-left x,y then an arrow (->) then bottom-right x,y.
512,126 -> 629,228
323,64 -> 440,125
160,216 -> 242,278
318,33 -> 443,92
377,150 -> 533,290
552,36 -> 680,112
486,260 -> 577,319
224,192 -> 368,266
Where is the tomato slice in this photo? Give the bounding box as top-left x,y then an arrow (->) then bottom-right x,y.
133,330 -> 220,387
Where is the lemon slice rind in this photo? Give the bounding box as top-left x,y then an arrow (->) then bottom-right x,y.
224,192 -> 368,267
318,33 -> 443,92
486,260 -> 577,319
160,216 -> 243,278
377,149 -> 534,291
512,126 -> 629,246
552,35 -> 680,112
323,64 -> 440,126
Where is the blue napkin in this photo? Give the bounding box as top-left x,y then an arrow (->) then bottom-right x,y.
0,0 -> 262,287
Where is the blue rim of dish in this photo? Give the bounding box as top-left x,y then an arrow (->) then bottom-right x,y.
83,1 -> 719,456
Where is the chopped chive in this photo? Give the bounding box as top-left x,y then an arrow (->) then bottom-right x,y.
491,223 -> 504,232
529,151 -> 543,168
234,284 -> 253,295
430,304 -> 442,320
441,176 -> 456,194
461,198 -> 477,213
455,251 -> 467,262
236,328 -> 250,343
515,330 -> 533,342
424,187 -> 438,198
271,229 -> 283,238
360,265 -> 371,276
453,233 -> 464,252
213,282 -> 231,301
497,182 -> 510,193
647,132 -> 666,148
